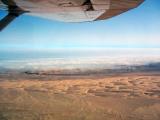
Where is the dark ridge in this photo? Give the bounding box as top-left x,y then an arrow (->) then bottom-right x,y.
22,62 -> 160,76
0,62 -> 160,81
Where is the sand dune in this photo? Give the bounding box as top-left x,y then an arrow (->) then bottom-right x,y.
0,72 -> 160,120
0,75 -> 160,98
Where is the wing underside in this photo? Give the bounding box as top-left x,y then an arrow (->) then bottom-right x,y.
0,0 -> 144,31
14,0 -> 144,22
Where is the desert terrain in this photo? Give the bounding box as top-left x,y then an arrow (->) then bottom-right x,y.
0,72 -> 160,120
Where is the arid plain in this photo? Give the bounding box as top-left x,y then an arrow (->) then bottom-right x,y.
0,72 -> 160,120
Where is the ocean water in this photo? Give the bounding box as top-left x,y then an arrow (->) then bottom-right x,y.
0,49 -> 160,71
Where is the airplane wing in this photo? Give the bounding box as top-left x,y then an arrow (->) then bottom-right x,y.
0,0 -> 144,31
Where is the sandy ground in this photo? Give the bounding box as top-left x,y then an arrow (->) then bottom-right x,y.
0,73 -> 160,120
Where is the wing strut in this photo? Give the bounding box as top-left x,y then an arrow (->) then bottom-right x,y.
0,0 -> 27,31
0,12 -> 19,31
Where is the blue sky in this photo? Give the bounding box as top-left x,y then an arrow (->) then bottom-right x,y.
0,0 -> 160,51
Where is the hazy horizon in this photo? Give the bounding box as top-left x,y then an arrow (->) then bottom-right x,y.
0,48 -> 160,72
